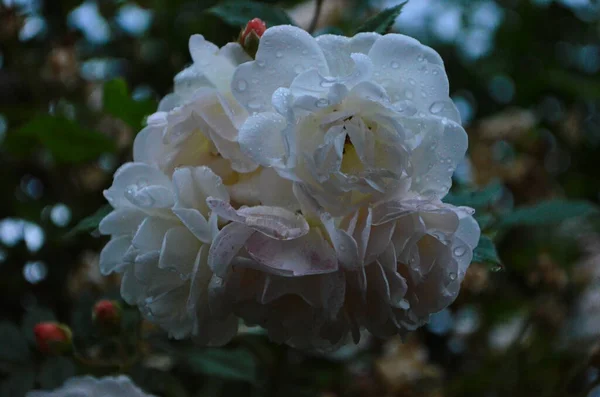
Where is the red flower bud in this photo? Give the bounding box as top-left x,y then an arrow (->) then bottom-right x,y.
239,18 -> 267,58
34,322 -> 72,354
93,300 -> 121,328
240,18 -> 267,44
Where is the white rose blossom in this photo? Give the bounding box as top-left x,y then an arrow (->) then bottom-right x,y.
26,376 -> 154,397
99,25 -> 480,349
232,25 -> 466,216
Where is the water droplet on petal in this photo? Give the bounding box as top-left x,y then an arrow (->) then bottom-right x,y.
409,78 -> 416,86
236,79 -> 247,92
257,60 -> 265,67
449,272 -> 457,281
391,61 -> 399,69
417,54 -> 425,62
405,89 -> 413,99
275,51 -> 283,58
316,98 -> 329,108
429,101 -> 445,114
453,246 -> 467,257
248,98 -> 262,111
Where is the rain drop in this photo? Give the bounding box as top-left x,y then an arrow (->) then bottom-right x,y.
236,79 -> 247,92
275,51 -> 283,58
405,89 -> 414,99
257,60 -> 266,67
302,49 -> 308,55
449,272 -> 457,281
391,61 -> 399,69
429,101 -> 445,114
248,99 -> 262,110
316,98 -> 329,108
417,54 -> 425,62
409,78 -> 416,86
453,246 -> 467,257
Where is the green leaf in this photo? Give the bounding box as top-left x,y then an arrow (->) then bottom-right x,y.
354,1 -> 407,34
497,199 -> 599,229
0,322 -> 31,363
186,348 -> 258,384
37,357 -> 75,389
443,181 -> 503,209
0,366 -> 35,397
473,235 -> 503,271
103,79 -> 156,130
5,115 -> 116,163
207,1 -> 295,28
64,205 -> 112,239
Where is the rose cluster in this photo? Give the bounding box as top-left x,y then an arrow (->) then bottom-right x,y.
99,24 -> 480,349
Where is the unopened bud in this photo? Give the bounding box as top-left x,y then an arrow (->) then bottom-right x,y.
239,18 -> 267,58
93,300 -> 121,330
34,322 -> 72,354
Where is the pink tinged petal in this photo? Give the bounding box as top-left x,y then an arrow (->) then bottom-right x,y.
159,226 -> 201,276
207,198 -> 309,240
231,25 -> 329,113
189,34 -> 236,92
99,235 -> 132,275
245,229 -> 338,276
316,32 -> 381,77
132,217 -> 179,252
173,166 -> 229,216
237,205 -> 310,239
205,198 -> 245,223
238,112 -> 288,168
208,222 -> 255,277
99,208 -> 146,236
410,118 -> 468,199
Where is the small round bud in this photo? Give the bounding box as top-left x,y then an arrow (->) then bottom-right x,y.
239,18 -> 267,58
34,322 -> 72,354
240,18 -> 267,43
93,300 -> 121,328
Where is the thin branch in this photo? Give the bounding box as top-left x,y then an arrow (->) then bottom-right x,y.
308,0 -> 324,34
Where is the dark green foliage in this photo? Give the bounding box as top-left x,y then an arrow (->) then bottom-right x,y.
207,1 -> 295,28
354,2 -> 407,34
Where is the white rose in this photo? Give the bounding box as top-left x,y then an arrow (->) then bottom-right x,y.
232,25 -> 467,216
100,163 -> 237,344
26,376 -> 154,397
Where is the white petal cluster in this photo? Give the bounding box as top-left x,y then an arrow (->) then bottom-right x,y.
27,376 -> 154,397
100,26 -> 480,348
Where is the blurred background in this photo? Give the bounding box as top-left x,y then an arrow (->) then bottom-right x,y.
1,0 -> 600,396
